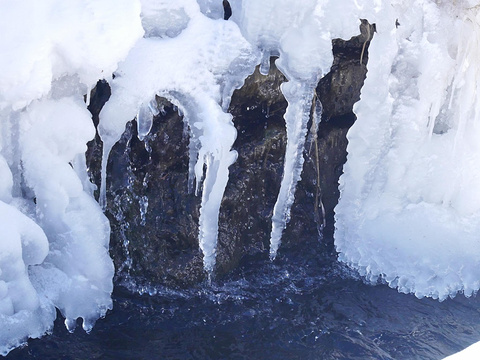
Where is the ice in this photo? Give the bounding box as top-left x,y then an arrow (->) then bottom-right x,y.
140,0 -> 190,38
3,0 -> 480,355
99,0 -> 258,273
20,97 -> 114,331
196,0 -> 226,19
443,340 -> 480,359
0,0 -> 143,111
137,103 -> 155,141
0,0 -> 142,354
269,80 -> 316,259
0,201 -> 54,356
230,0 -> 369,258
335,0 -> 480,300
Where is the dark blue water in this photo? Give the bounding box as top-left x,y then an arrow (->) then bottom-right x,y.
6,236 -> 480,359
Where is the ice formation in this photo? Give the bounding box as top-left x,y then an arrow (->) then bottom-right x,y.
99,0 -> 258,274
335,0 -> 480,300
3,0 -> 480,355
228,0 -> 365,259
99,0 -> 368,270
444,340 -> 480,359
0,0 -> 142,355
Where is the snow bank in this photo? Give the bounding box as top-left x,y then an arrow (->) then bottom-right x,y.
335,0 -> 480,300
0,0 -> 142,355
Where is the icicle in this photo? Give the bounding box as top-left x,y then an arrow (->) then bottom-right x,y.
148,98 -> 159,116
99,151 -> 108,210
269,80 -> 315,260
99,138 -> 115,211
85,86 -> 91,107
259,51 -> 271,75
190,133 -> 202,195
310,94 -> 326,231
198,149 -> 238,273
137,103 -> 154,141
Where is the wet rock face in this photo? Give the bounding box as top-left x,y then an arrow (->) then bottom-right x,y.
217,59 -> 288,274
317,19 -> 374,123
86,22 -> 374,288
107,102 -> 204,287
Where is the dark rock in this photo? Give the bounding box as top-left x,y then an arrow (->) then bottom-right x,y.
317,19 -> 375,123
223,0 -> 232,20
85,80 -> 110,196
217,58 -> 287,274
105,101 -> 205,287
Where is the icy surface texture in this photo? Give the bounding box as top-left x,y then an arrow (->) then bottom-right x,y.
99,0 -> 258,273
230,0 -> 371,258
20,98 -> 114,332
0,0 -> 142,355
0,0 -> 143,111
335,0 -> 480,300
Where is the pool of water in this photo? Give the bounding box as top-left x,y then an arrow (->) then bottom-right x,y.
6,236 -> 480,359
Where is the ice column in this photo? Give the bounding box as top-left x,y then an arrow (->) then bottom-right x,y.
335,0 -> 480,300
269,80 -> 316,259
20,98 -> 115,331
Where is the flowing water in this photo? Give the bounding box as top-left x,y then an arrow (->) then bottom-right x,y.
6,236 -> 480,359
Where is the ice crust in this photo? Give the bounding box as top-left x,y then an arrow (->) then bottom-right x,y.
335,0 -> 480,300
0,0 -> 142,355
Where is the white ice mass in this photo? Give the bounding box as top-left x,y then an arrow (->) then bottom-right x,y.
0,0 -> 142,355
335,0 -> 480,301
1,0 -> 480,355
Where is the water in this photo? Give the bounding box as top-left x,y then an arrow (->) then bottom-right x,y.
6,236 -> 480,359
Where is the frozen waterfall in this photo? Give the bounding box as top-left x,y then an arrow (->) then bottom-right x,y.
335,0 -> 480,301
0,0 -> 142,355
2,0 -> 480,355
98,0 -> 258,274
229,0 -> 364,259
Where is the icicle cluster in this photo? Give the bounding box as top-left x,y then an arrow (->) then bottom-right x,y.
98,0 -> 259,274
229,0 -> 366,258
98,0 -> 368,270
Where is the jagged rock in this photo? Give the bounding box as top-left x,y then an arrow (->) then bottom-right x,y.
317,19 -> 374,122
86,21 -> 374,287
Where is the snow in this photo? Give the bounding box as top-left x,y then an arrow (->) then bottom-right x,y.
0,0 -> 142,355
335,0 -> 480,300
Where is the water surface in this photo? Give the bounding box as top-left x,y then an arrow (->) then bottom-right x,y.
6,237 -> 480,359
